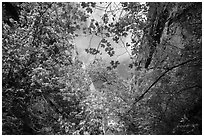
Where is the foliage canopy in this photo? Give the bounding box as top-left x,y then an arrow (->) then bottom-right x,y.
2,2 -> 202,135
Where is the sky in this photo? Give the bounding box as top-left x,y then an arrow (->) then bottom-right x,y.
74,2 -> 132,66
73,2 -> 135,79
74,32 -> 132,64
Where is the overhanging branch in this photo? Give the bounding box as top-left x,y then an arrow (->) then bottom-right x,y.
131,57 -> 201,107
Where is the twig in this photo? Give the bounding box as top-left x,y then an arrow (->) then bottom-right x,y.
105,2 -> 112,13
94,34 -> 105,60
116,51 -> 128,59
88,34 -> 94,48
119,37 -> 132,58
131,57 -> 201,109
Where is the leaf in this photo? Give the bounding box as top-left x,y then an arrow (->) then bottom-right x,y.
107,66 -> 112,70
126,42 -> 131,47
129,63 -> 133,68
101,38 -> 107,43
101,44 -> 105,48
85,48 -> 89,53
107,42 -> 111,47
112,36 -> 119,43
86,7 -> 93,13
81,2 -> 88,8
102,14 -> 109,24
105,33 -> 110,37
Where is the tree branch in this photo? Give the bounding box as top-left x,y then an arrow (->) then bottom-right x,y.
131,57 -> 201,107
119,37 -> 132,58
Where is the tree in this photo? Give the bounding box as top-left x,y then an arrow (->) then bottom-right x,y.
2,2 -> 202,135
121,2 -> 201,134
83,2 -> 202,134
2,2 -> 91,134
79,58 -> 132,135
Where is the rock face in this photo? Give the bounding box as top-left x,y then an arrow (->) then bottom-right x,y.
125,3 -> 202,135
147,3 -> 202,134
142,2 -> 201,70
